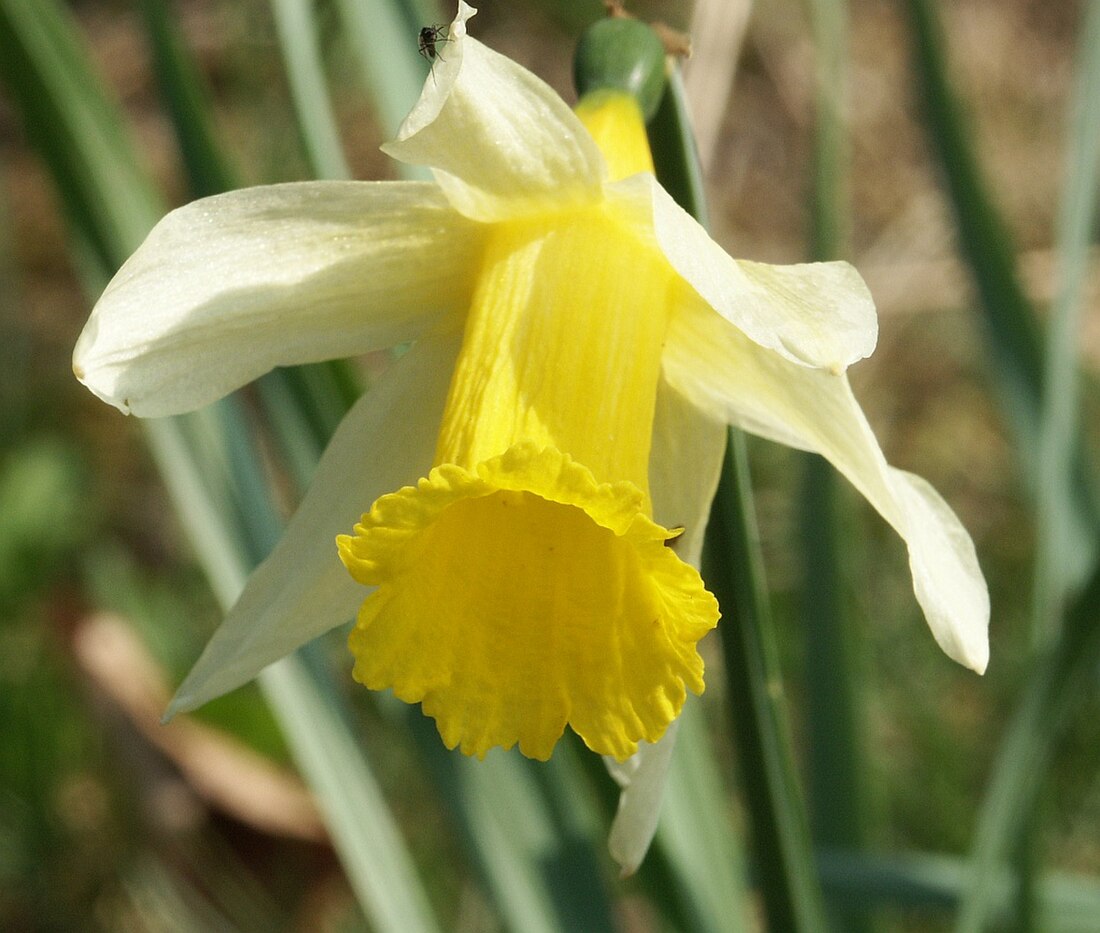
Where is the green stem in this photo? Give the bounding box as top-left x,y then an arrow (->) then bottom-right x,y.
703,436 -> 830,932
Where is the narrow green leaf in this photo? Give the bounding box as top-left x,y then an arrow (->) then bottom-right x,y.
902,0 -> 1099,589
954,559 -> 1100,933
1031,0 -> 1100,636
818,848 -> 1100,927
261,658 -> 444,932
901,0 -> 1043,441
806,0 -> 849,261
139,0 -> 237,196
453,754 -> 570,933
703,435 -> 830,933
648,67 -> 709,225
269,0 -> 352,180
253,369 -> 334,491
801,457 -> 873,923
0,0 -> 162,256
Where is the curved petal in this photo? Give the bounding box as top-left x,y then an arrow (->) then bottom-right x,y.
606,718 -> 679,877
610,175 -> 878,371
74,182 -> 483,416
648,375 -> 727,566
662,295 -> 989,673
165,331 -> 462,717
382,2 -> 605,222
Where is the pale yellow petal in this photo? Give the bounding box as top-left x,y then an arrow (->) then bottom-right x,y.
75,182 -> 483,416
663,295 -> 989,673
606,718 -> 679,877
382,3 -> 605,222
609,175 -> 878,371
165,332 -> 462,717
648,376 -> 727,567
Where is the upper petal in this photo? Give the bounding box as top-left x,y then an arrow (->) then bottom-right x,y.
662,294 -> 989,673
381,2 -> 605,222
609,175 -> 878,371
165,330 -> 462,717
74,181 -> 483,416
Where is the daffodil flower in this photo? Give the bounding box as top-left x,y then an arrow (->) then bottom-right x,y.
73,0 -> 988,846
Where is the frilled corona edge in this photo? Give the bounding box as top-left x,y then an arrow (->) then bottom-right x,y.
338,443 -> 718,761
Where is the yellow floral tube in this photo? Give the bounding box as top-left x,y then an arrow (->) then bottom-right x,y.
339,115 -> 718,759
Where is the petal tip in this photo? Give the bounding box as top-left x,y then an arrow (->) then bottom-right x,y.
73,360 -> 133,415
162,693 -> 191,722
453,1 -> 477,33
616,860 -> 640,880
963,638 -> 990,676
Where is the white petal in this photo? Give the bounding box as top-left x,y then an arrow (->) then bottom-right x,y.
648,376 -> 727,567
610,175 -> 878,371
381,3 -> 604,222
662,295 -> 989,673
606,719 -> 679,877
604,382 -> 725,875
165,331 -> 462,717
75,182 -> 483,416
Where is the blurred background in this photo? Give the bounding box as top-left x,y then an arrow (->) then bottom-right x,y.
1,0 -> 1098,930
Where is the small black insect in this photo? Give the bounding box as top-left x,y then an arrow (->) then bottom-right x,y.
418,24 -> 449,62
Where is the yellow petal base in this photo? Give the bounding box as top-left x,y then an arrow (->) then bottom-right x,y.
337,443 -> 718,760
574,91 -> 654,182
